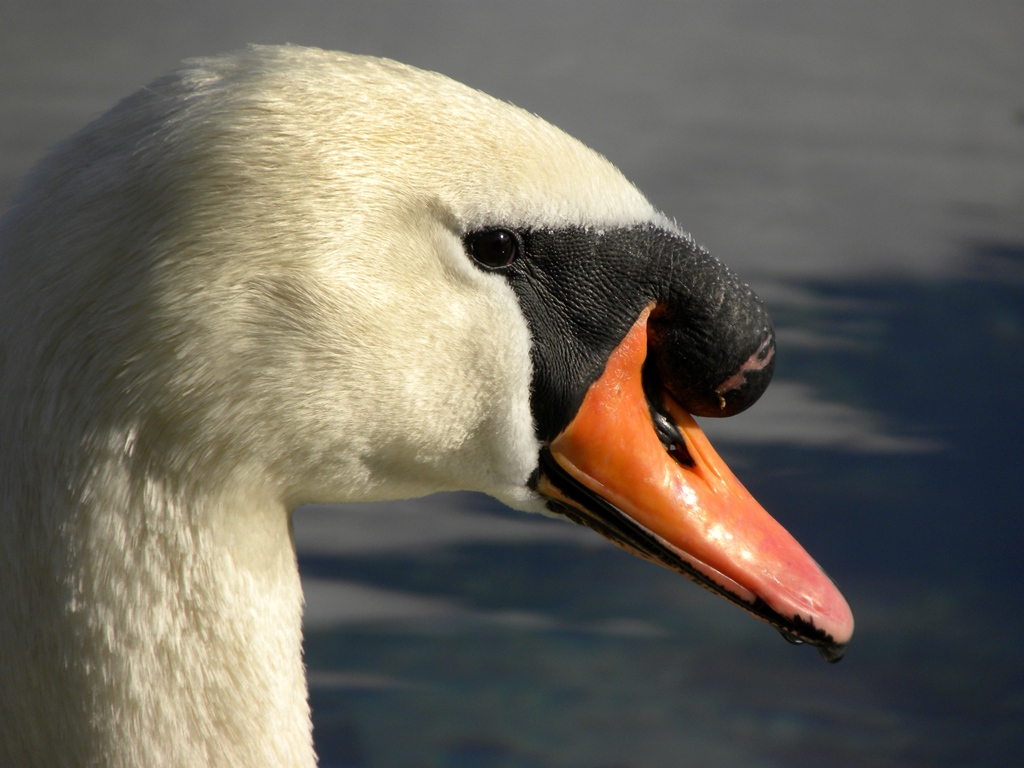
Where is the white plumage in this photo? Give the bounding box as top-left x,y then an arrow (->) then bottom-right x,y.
0,46 -> 664,766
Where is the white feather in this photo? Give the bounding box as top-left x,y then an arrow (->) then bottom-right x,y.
0,45 -> 662,766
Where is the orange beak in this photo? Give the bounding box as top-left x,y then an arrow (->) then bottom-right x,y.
536,306 -> 854,660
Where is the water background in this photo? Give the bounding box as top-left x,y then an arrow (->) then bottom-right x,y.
3,2 -> 1022,766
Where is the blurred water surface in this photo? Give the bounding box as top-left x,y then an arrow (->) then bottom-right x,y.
2,2 -> 1022,766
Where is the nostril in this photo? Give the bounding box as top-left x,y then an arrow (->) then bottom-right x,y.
651,408 -> 694,468
642,361 -> 695,468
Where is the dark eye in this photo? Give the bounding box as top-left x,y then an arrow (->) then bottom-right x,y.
465,229 -> 520,270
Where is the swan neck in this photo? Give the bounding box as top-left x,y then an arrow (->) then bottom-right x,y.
0,455 -> 315,767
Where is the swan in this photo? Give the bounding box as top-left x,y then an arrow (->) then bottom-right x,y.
0,45 -> 853,767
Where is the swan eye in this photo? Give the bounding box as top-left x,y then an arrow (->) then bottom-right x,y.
465,229 -> 520,270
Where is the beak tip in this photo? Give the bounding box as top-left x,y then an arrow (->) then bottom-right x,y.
763,570 -> 854,661
812,593 -> 855,662
818,641 -> 849,663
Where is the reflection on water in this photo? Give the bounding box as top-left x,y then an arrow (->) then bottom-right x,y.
297,251 -> 1024,767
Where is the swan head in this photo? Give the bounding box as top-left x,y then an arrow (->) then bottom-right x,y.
0,46 -> 852,668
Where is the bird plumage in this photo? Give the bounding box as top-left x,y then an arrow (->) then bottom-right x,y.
0,45 -> 851,767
